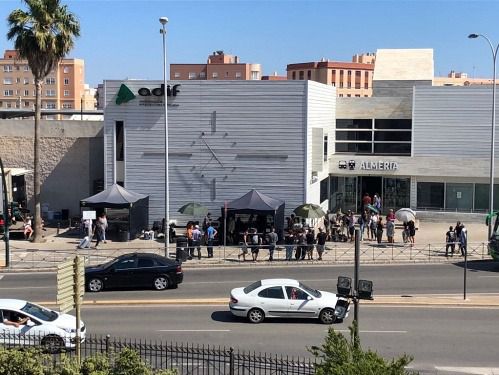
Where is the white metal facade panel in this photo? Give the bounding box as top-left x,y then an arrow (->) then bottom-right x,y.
104,80 -> 323,223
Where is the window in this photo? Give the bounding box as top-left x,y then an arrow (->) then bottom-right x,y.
45,77 -> 55,85
174,72 -> 180,78
323,134 -> 328,161
292,71 -> 296,80
116,121 -> 124,162
23,65 -> 29,71
285,286 -> 309,300
258,286 -> 285,299
188,72 -> 197,80
46,89 -> 56,97
336,119 -> 372,129
6,103 -> 12,108
299,71 -> 304,80
331,69 -> 336,85
24,90 -> 29,96
475,184 -> 499,211
225,72 -> 229,78
3,78 -> 12,85
24,101 -> 29,107
251,71 -> 259,80
307,70 -> 312,80
3,65 -> 13,72
113,257 -> 136,270
235,72 -> 242,79
446,183 -> 473,211
417,182 -> 444,209
63,66 -> 69,73
64,78 -> 70,85
335,142 -> 372,154
212,72 -> 218,79
4,90 -> 13,96
137,257 -> 154,268
375,119 -> 412,129
320,177 -> 328,202
16,77 -> 21,83
64,90 -> 70,96
199,71 -> 206,79
45,102 -> 56,109
373,143 -> 411,154
336,131 -> 372,141
24,78 -> 29,84
62,103 -> 72,109
243,281 -> 262,294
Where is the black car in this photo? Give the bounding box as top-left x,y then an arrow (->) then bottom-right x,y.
85,253 -> 183,292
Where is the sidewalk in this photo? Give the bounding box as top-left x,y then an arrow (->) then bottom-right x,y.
0,220 -> 492,271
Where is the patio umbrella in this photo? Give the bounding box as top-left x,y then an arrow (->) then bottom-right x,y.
293,203 -> 326,219
395,208 -> 416,223
178,202 -> 208,217
366,204 -> 379,213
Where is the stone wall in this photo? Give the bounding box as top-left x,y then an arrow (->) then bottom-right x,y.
0,119 -> 103,219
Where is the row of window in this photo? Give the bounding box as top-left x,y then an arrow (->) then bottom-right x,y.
173,71 -> 260,80
291,69 -> 370,89
3,89 -> 71,97
0,101 -> 72,109
3,77 -> 71,85
2,65 -> 71,73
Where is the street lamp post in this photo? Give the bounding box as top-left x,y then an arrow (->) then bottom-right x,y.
160,17 -> 170,257
469,33 -> 499,240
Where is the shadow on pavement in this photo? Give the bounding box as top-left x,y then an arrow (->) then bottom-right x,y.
210,310 -> 337,325
452,259 -> 499,273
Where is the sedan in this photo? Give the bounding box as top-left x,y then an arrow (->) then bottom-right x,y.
85,252 -> 183,292
229,278 -> 350,324
0,299 -> 85,351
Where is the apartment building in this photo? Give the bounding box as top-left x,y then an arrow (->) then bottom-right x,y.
170,51 -> 262,81
0,49 -> 89,118
434,70 -> 494,86
287,53 -> 375,97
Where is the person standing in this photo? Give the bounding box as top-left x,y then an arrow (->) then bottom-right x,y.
94,221 -> 104,248
250,228 -> 260,262
192,225 -> 202,260
306,229 -> 315,260
362,192 -> 372,211
455,221 -> 463,254
348,212 -> 355,242
373,193 -> 382,212
459,224 -> 468,257
266,227 -> 278,261
186,223 -> 194,260
316,227 -> 327,261
238,230 -> 249,262
445,226 -> 456,257
359,209 -> 368,241
369,211 -> 378,241
97,213 -> 108,244
408,219 -> 416,246
376,217 -> 384,244
296,230 -> 307,260
284,231 -> 295,261
206,222 -> 217,258
385,209 -> 396,243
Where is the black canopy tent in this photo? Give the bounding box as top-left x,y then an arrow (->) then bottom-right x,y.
222,189 -> 285,243
80,184 -> 149,240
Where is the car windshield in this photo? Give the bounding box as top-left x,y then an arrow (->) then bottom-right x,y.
299,282 -> 322,298
21,302 -> 58,322
243,280 -> 262,294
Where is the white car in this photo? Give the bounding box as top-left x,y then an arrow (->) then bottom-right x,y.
229,278 -> 350,324
0,299 -> 86,351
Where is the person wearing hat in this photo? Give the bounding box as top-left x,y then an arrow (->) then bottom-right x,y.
192,224 -> 203,260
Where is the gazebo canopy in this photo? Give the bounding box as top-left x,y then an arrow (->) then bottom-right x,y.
80,184 -> 147,208
226,189 -> 284,212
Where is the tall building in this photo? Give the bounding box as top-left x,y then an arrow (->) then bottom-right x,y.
170,51 -> 262,81
286,53 -> 375,97
0,49 -> 87,118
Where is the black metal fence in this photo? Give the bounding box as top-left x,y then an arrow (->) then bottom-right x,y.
0,332 -> 316,374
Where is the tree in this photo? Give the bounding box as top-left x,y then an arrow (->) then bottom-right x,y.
7,0 -> 80,242
309,323 -> 418,375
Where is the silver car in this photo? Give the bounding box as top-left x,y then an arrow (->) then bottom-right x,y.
229,278 -> 350,324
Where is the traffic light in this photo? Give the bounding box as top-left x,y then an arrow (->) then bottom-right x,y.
337,276 -> 352,296
357,279 -> 373,300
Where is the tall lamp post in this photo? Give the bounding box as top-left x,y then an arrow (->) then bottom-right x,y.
469,33 -> 499,240
160,17 -> 170,257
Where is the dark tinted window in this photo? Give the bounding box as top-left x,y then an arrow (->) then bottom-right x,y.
244,280 -> 262,294
335,143 -> 372,154
114,257 -> 136,270
336,131 -> 372,141
138,257 -> 154,268
375,119 -> 412,129
258,286 -> 285,299
417,182 -> 444,209
373,143 -> 411,155
336,119 -> 372,129
374,131 -> 411,142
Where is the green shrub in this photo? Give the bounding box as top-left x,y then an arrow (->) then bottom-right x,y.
81,353 -> 111,375
309,324 -> 417,375
0,347 -> 49,375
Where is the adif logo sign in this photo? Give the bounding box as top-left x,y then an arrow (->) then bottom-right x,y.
115,83 -> 181,105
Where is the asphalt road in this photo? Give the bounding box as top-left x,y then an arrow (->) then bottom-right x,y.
1,261 -> 498,302
80,304 -> 499,374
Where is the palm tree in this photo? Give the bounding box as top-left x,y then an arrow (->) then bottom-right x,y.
7,0 -> 80,242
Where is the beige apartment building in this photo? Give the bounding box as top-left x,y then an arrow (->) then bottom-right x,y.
170,51 -> 262,81
0,49 -> 90,118
287,53 -> 375,97
434,70 -> 494,86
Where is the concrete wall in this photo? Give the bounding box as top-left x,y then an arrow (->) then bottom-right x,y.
336,96 -> 412,119
0,119 -> 103,218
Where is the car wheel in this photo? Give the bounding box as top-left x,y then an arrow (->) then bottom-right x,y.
41,335 -> 64,353
153,276 -> 170,290
247,308 -> 265,324
319,308 -> 336,324
87,278 -> 104,292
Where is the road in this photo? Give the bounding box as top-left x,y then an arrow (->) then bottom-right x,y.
1,261 -> 499,302
80,304 -> 499,374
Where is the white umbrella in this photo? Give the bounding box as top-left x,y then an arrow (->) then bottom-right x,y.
395,208 -> 416,223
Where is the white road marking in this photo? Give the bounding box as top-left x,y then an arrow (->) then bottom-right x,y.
334,330 -> 407,334
0,286 -> 51,290
434,366 -> 499,374
0,276 -> 3,280
477,275 -> 499,278
183,278 -> 336,285
157,329 -> 231,332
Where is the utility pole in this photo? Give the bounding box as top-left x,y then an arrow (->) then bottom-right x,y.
0,158 -> 10,268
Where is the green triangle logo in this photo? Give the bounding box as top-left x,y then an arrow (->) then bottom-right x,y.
115,84 -> 136,105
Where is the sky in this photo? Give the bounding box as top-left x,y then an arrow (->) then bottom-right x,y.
2,0 -> 499,87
